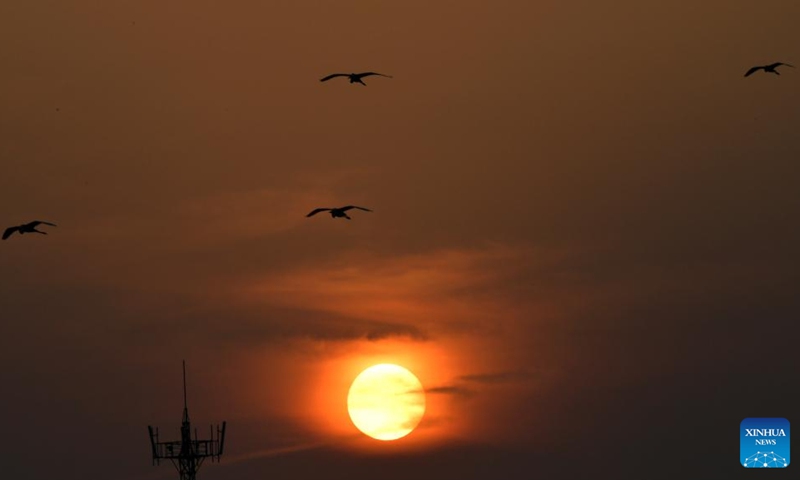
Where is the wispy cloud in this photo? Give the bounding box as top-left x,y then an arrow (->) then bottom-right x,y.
236,243 -> 567,344
458,370 -> 532,384
419,370 -> 533,399
121,304 -> 429,350
424,385 -> 476,398
222,441 -> 329,465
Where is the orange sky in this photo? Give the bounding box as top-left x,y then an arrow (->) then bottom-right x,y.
1,1 -> 800,479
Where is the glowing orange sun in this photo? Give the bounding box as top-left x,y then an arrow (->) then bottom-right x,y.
347,364 -> 426,441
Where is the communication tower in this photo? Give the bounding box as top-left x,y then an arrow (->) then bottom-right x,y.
148,361 -> 226,480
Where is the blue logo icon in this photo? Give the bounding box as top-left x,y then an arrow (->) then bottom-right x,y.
741,418 -> 790,468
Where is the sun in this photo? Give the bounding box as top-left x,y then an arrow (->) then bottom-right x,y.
347,364 -> 426,441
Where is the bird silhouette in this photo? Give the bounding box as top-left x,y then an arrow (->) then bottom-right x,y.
3,221 -> 57,240
319,72 -> 392,86
744,62 -> 794,77
306,206 -> 372,220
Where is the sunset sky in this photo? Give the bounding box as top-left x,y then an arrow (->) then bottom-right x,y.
1,1 -> 799,479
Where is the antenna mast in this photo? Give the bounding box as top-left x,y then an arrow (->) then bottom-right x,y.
183,360 -> 188,411
148,361 -> 227,480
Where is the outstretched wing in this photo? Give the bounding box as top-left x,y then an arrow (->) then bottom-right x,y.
357,72 -> 392,79
744,66 -> 762,77
306,208 -> 331,217
768,62 -> 794,69
320,73 -> 349,82
340,205 -> 372,212
2,226 -> 19,240
28,221 -> 57,227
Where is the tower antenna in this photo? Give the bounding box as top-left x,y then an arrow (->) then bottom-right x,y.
148,361 -> 227,480
183,360 -> 188,411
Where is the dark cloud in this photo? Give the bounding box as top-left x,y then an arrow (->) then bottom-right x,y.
419,370 -> 531,399
108,301 -> 429,350
363,322 -> 428,341
458,370 -> 531,384
419,385 -> 475,398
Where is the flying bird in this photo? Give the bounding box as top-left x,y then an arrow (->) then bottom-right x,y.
319,72 -> 392,86
306,206 -> 372,220
3,221 -> 57,240
744,62 -> 795,77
